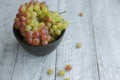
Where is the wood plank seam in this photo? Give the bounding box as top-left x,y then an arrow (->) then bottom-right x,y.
54,0 -> 60,80
10,44 -> 19,80
89,0 -> 101,80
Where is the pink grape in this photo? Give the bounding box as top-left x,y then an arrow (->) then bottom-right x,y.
26,38 -> 32,44
32,38 -> 40,46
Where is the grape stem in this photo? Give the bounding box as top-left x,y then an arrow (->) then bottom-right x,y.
59,10 -> 67,14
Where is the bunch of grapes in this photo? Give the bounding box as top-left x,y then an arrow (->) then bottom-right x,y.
14,0 -> 69,46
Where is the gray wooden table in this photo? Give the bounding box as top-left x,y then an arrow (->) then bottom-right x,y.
0,0 -> 120,80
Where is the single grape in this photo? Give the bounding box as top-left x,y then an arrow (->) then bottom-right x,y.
55,30 -> 61,36
52,25 -> 57,31
33,27 -> 38,31
41,40 -> 48,46
29,19 -> 34,26
24,12 -> 30,18
42,7 -> 48,14
25,31 -> 33,38
50,29 -> 54,34
32,31 -> 39,38
45,16 -> 52,22
19,4 -> 26,13
32,38 -> 40,46
27,5 -> 33,12
15,21 -> 21,28
16,13 -> 22,18
33,5 -> 40,11
26,37 -> 32,44
40,2 -> 46,8
57,22 -> 62,28
45,22 -> 51,28
39,22 -> 45,27
46,35 -> 51,41
37,10 -> 42,15
31,11 -> 37,17
25,25 -> 32,31
19,16 -> 26,22
21,22 -> 26,27
33,1 -> 39,6
41,35 -> 47,41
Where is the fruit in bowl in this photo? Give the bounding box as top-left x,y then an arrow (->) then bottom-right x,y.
13,0 -> 69,56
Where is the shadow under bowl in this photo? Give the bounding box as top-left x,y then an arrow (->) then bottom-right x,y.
13,26 -> 65,57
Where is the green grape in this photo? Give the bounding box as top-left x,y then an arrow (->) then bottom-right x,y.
37,10 -> 42,15
64,78 -> 70,80
42,7 -> 48,14
58,70 -> 65,76
33,5 -> 40,11
39,22 -> 45,27
34,22 -> 39,27
33,26 -> 38,31
25,25 -> 32,31
40,14 -> 45,19
57,22 -> 62,28
52,25 -> 57,31
27,6 -> 33,12
55,30 -> 61,36
62,21 -> 70,29
29,20 -> 34,26
32,11 -> 37,17
50,29 -> 54,34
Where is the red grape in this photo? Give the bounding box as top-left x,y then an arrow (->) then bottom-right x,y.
41,40 -> 48,46
26,38 -> 32,44
23,12 -> 30,18
15,21 -> 21,28
19,4 -> 26,13
16,13 -> 22,18
46,35 -> 51,41
32,31 -> 39,38
25,31 -> 33,38
19,16 -> 26,22
32,38 -> 40,46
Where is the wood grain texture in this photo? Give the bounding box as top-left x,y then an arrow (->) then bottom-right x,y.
55,0 -> 99,80
0,0 -> 20,80
90,0 -> 120,80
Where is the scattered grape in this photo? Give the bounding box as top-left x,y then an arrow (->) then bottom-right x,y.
65,64 -> 72,71
58,70 -> 65,76
64,78 -> 70,80
47,69 -> 53,75
76,42 -> 81,48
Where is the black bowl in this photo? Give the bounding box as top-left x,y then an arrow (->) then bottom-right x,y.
13,25 -> 65,57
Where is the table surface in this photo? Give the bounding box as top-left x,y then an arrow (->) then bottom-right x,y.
0,0 -> 120,80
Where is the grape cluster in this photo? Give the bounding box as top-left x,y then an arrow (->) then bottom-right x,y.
14,1 -> 69,46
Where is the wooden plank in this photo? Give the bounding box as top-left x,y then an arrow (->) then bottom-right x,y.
11,0 -> 58,80
0,0 -> 20,80
90,0 -> 120,80
55,0 -> 99,80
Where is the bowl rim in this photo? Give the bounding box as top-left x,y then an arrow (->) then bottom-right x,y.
13,24 -> 65,48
